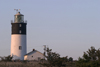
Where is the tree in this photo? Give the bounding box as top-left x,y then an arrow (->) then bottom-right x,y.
0,55 -> 13,61
76,46 -> 100,67
69,57 -> 73,62
40,47 -> 66,67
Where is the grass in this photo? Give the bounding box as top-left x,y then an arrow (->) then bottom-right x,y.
0,61 -> 43,67
0,61 -> 76,67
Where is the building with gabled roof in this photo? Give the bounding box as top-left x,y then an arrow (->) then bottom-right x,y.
24,49 -> 44,61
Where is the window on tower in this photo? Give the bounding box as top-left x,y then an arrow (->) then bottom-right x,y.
19,24 -> 22,27
19,30 -> 21,33
19,46 -> 22,50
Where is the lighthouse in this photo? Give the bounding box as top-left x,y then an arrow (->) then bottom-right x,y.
11,11 -> 27,60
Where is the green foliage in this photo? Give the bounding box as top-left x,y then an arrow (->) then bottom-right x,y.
0,55 -> 13,61
69,57 -> 73,62
40,47 -> 67,67
76,46 -> 100,67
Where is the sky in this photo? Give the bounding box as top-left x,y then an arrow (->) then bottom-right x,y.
0,0 -> 100,60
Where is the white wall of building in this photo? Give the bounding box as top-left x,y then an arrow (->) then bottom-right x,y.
11,34 -> 26,60
24,51 -> 44,60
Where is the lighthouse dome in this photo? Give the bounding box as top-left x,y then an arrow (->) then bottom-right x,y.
14,12 -> 24,23
15,12 -> 24,16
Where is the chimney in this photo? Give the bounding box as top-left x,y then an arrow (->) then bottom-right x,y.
33,49 -> 35,51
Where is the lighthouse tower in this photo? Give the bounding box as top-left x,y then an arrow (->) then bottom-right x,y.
11,11 -> 27,60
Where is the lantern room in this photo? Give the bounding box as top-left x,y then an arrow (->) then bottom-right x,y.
14,12 -> 24,23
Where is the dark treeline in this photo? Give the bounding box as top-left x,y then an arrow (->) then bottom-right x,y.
40,46 -> 100,67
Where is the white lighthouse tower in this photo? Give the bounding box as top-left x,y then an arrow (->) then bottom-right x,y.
11,10 -> 27,60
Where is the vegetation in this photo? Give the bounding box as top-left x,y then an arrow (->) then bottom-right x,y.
0,55 -> 13,61
76,46 -> 100,67
40,47 -> 70,67
1,46 -> 100,67
68,57 -> 73,62
0,61 -> 43,67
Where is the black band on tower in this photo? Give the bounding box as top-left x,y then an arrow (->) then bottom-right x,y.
11,23 -> 27,34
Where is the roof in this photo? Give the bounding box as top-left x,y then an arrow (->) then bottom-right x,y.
24,49 -> 44,56
15,12 -> 23,16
